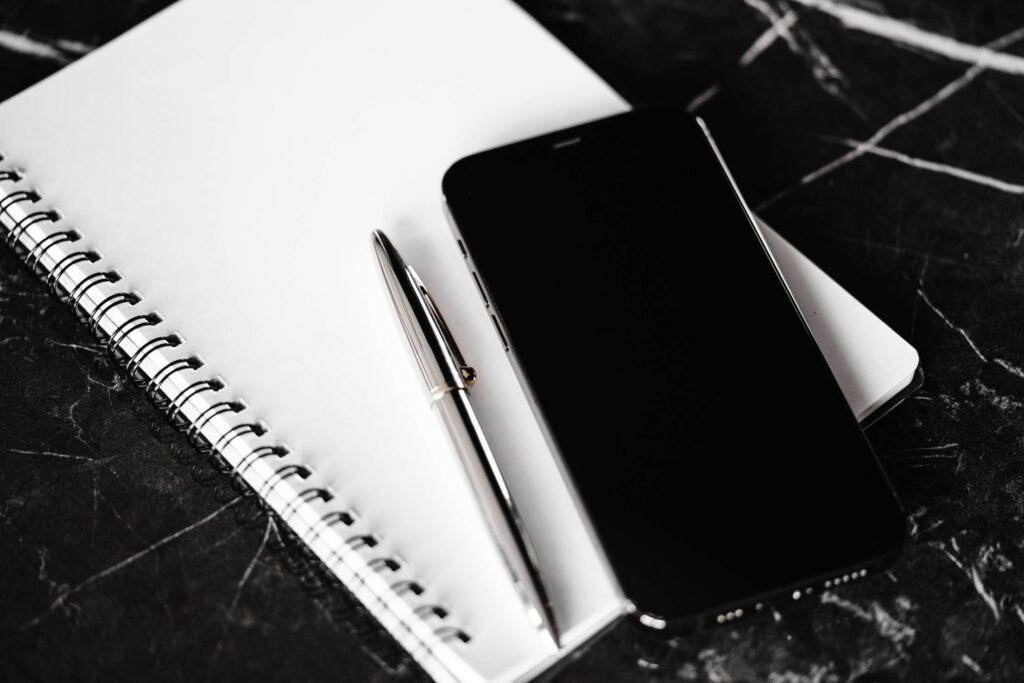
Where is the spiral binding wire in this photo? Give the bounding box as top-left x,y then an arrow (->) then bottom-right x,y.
0,154 -> 472,683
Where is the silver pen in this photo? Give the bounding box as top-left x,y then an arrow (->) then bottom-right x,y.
372,230 -> 559,651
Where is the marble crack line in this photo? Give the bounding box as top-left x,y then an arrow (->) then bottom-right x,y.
0,336 -> 102,354
825,137 -> 1024,195
742,0 -> 856,111
741,8 -> 799,68
819,591 -> 916,650
892,442 -> 959,454
970,566 -> 1001,621
96,491 -> 147,544
1013,227 -> 1024,248
791,0 -> 1024,76
907,506 -> 928,538
934,543 -> 1003,622
688,8 -> 798,111
937,545 -> 966,571
226,517 -> 272,619
54,38 -> 92,56
91,469 -> 99,552
207,517 -> 273,673
914,287 -> 988,363
0,454 -> 126,520
824,233 -> 970,269
914,285 -> 1024,385
994,358 -> 1024,379
986,81 -> 1024,128
43,339 -> 105,354
4,447 -> 93,462
20,498 -> 240,630
0,29 -> 82,64
961,655 -> 984,676
767,663 -> 835,683
756,24 -> 1024,211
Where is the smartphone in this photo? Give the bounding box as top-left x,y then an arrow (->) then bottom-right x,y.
441,108 -> 905,621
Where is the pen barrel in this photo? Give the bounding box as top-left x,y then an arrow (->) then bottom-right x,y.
372,230 -> 557,646
433,388 -> 558,650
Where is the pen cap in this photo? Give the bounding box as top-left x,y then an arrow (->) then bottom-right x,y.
373,230 -> 469,395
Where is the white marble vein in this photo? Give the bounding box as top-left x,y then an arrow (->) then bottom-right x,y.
5,447 -> 92,461
226,517 -> 272,618
792,0 -> 1024,76
829,138 -> 1024,195
961,655 -> 984,676
819,591 -> 916,650
21,498 -> 239,629
207,517 -> 274,669
757,25 -> 1024,210
970,566 -> 1001,621
44,339 -> 105,354
0,29 -> 69,63
935,539 -> 1011,624
994,358 -> 1024,379
688,8 -> 798,111
914,287 -> 988,363
54,38 -> 93,56
743,0 -> 854,108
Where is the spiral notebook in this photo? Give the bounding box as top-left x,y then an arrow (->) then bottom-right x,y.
0,0 -> 918,681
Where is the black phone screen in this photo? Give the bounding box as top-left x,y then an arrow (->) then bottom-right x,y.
442,109 -> 905,619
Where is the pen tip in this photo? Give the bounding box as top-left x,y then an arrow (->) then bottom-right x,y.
372,230 -> 406,269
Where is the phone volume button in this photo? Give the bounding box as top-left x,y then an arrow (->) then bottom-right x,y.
471,271 -> 489,307
490,314 -> 510,352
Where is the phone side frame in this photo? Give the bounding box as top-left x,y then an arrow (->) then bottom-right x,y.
441,199 -> 635,623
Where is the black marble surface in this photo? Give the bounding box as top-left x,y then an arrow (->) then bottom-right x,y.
2,0 -> 1023,680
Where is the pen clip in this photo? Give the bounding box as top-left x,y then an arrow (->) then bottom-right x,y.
419,284 -> 477,386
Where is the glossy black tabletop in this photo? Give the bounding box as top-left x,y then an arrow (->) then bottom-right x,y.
1,1 -> 1023,680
